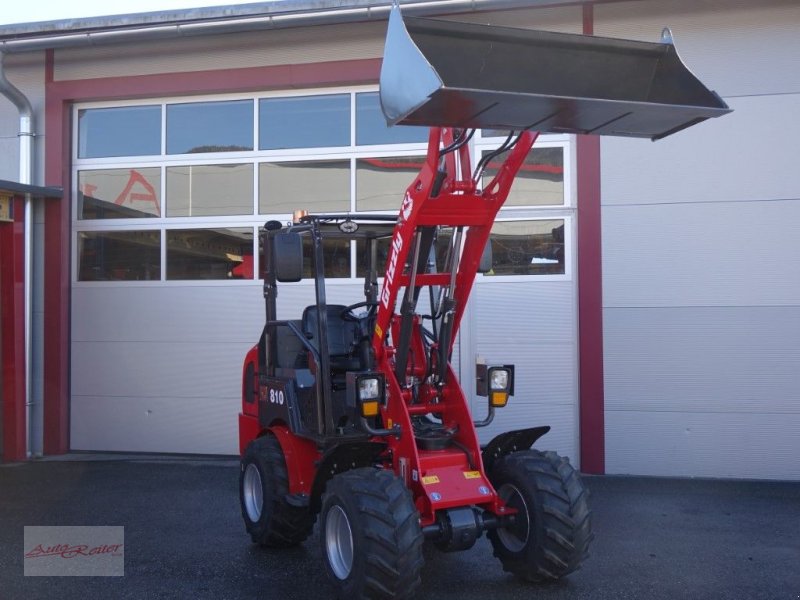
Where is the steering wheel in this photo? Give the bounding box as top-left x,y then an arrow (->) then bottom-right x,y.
340,301 -> 379,323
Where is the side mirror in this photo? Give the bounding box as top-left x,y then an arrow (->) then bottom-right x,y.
274,232 -> 303,282
478,239 -> 493,274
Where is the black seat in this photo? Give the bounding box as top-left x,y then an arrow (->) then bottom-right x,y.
301,305 -> 362,372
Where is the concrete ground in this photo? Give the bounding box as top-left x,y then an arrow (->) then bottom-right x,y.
1,455 -> 798,600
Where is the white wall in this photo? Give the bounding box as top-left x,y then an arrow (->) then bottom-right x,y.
598,0 -> 800,479
52,5 -> 581,81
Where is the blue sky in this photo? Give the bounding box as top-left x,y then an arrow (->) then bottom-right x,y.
0,0 -> 273,26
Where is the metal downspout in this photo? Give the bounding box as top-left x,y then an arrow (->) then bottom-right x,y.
0,51 -> 35,458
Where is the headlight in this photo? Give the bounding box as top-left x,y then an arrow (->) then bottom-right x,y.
489,368 -> 510,391
348,372 -> 386,419
358,377 -> 381,401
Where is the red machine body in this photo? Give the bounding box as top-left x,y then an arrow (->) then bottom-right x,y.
239,126 -> 538,527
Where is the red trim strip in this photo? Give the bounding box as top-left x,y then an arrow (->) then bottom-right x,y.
577,3 -> 605,474
1,196 -> 27,462
43,66 -> 71,455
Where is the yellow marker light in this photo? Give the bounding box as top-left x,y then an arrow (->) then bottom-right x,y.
490,391 -> 509,408
361,400 -> 380,418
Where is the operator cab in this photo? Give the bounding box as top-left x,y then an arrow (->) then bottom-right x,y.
259,214 -> 395,440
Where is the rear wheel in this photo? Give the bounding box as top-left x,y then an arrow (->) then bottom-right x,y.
239,434 -> 315,547
320,468 -> 423,599
488,449 -> 593,582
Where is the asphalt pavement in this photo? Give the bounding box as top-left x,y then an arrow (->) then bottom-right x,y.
1,455 -> 798,600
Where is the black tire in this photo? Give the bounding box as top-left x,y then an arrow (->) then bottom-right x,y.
487,449 -> 593,582
320,468 -> 424,600
239,434 -> 315,547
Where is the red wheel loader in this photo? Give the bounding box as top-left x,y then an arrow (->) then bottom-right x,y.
238,6 -> 729,598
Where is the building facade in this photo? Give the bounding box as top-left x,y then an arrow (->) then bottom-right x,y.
0,0 -> 798,479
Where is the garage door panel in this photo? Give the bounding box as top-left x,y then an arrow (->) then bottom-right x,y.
475,281 -> 575,343
71,340 -> 248,399
72,285 -> 263,343
70,395 -> 238,455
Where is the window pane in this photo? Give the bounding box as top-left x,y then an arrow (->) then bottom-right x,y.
482,147 -> 564,206
259,161 -> 349,214
355,237 -> 390,278
167,228 -> 254,280
487,220 -> 565,276
78,106 -> 161,158
78,230 -> 161,281
356,156 -> 423,211
167,100 -> 253,154
259,95 -> 350,150
166,164 -> 253,217
78,168 -> 161,219
302,237 -> 351,279
356,92 -> 428,145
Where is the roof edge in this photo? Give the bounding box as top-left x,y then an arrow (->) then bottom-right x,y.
0,0 -> 594,52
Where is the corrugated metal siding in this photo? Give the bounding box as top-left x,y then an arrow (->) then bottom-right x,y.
598,0 -> 800,479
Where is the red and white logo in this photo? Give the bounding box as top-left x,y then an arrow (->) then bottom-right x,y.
400,193 -> 413,222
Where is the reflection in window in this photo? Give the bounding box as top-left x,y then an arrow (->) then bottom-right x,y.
78,230 -> 161,281
303,237 -> 350,279
167,100 -> 253,154
356,156 -> 424,211
166,164 -> 253,217
259,161 -> 349,214
167,228 -> 254,280
356,92 -> 428,145
487,220 -> 565,276
355,237 -> 390,278
260,95 -> 350,150
482,146 -> 564,206
355,227 -> 455,278
78,106 -> 161,159
78,168 -> 161,219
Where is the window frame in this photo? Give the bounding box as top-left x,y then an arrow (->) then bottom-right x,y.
72,87 -> 575,286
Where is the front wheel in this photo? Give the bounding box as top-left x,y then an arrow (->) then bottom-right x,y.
488,449 -> 593,582
320,468 -> 424,599
239,434 -> 315,547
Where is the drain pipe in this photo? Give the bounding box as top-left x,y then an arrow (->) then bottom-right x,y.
0,51 -> 35,458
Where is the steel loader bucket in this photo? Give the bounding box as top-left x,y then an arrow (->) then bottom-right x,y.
379,7 -> 731,140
